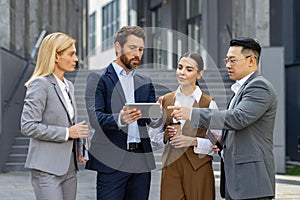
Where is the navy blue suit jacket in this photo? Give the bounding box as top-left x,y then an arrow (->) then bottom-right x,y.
85,64 -> 157,173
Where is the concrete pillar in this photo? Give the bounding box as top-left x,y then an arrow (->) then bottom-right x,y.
10,0 -> 16,52
255,0 -> 270,46
0,0 -> 10,49
244,0 -> 255,37
232,0 -> 270,46
28,0 -> 40,52
232,0 -> 256,37
15,0 -> 26,57
41,0 -> 49,27
232,0 -> 245,37
68,0 -> 80,37
60,0 -> 67,33
51,0 -> 58,31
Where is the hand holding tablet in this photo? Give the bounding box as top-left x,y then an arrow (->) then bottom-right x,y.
125,103 -> 161,118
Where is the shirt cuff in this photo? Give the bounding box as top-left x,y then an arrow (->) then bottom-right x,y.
118,113 -> 126,128
193,138 -> 212,155
65,128 -> 69,141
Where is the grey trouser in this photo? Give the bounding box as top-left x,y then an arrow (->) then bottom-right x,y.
31,153 -> 77,200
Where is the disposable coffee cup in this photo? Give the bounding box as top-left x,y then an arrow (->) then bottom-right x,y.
170,122 -> 181,137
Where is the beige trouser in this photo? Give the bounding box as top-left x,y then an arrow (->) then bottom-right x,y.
160,153 -> 215,200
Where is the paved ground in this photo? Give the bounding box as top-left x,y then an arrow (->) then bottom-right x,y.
0,163 -> 300,200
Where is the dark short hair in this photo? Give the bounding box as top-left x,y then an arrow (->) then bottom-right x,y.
114,26 -> 145,47
230,37 -> 261,55
230,37 -> 261,64
179,52 -> 204,71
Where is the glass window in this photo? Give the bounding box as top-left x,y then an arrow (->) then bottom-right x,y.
186,0 -> 202,52
150,6 -> 169,69
89,12 -> 96,55
102,0 -> 119,51
152,7 -> 164,68
187,0 -> 202,18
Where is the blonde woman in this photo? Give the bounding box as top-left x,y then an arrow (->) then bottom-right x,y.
21,32 -> 89,200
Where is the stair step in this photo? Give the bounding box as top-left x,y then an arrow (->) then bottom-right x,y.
9,153 -> 27,157
4,162 -> 27,171
7,154 -> 27,163
10,145 -> 29,154
14,137 -> 29,146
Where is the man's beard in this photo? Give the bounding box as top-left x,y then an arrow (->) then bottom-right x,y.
120,54 -> 141,71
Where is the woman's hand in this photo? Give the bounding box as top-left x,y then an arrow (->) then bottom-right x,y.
78,153 -> 87,163
69,121 -> 89,139
164,125 -> 177,141
170,135 -> 197,148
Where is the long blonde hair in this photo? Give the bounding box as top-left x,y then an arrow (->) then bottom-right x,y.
25,32 -> 76,87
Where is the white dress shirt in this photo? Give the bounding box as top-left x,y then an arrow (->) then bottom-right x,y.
149,86 -> 221,155
229,72 -> 254,109
53,74 -> 74,141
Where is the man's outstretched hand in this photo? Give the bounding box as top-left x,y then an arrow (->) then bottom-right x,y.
167,106 -> 191,121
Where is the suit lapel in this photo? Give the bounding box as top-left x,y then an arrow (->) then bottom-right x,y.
230,72 -> 260,109
107,64 -> 126,104
48,74 -> 74,125
222,72 -> 260,142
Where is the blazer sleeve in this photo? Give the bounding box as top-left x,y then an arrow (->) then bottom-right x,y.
190,78 -> 277,130
21,78 -> 68,142
85,72 -> 102,130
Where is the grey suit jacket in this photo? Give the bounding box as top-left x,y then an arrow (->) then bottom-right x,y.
21,74 -> 79,176
190,72 -> 277,199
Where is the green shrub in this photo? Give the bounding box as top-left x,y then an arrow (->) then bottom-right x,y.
286,164 -> 300,175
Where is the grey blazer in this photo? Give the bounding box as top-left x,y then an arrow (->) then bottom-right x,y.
21,74 -> 79,176
190,72 -> 277,199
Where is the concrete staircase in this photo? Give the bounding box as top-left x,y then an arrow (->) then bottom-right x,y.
4,68 -> 232,171
4,135 -> 29,171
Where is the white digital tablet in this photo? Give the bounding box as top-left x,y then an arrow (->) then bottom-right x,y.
125,103 -> 161,118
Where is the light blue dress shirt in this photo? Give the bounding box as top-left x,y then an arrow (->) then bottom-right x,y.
112,62 -> 141,143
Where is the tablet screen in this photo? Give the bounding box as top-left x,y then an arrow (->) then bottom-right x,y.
125,103 -> 161,118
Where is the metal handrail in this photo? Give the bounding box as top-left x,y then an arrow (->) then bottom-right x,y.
3,28 -> 48,112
